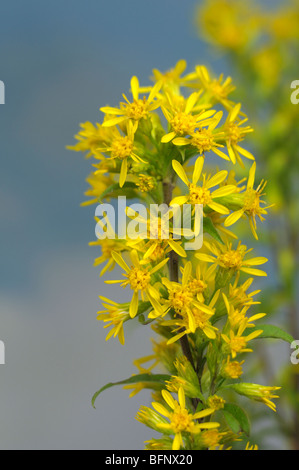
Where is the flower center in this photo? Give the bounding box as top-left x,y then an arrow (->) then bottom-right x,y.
169,287 -> 193,313
188,278 -> 207,295
111,136 -> 133,159
230,336 -> 247,354
171,407 -> 194,433
188,184 -> 211,205
170,112 -> 197,135
191,129 -> 215,153
125,98 -> 149,120
224,360 -> 243,379
128,267 -> 151,291
218,249 -> 244,269
226,123 -> 243,145
243,188 -> 261,215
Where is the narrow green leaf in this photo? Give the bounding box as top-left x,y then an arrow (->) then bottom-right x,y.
222,403 -> 250,436
203,218 -> 223,244
98,182 -> 137,202
245,324 -> 294,344
92,373 -> 171,408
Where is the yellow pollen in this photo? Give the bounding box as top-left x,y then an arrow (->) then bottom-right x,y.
170,407 -> 194,433
188,183 -> 211,205
111,136 -> 133,160
227,123 -> 243,145
210,82 -> 227,98
148,243 -> 165,262
191,129 -> 215,153
230,336 -> 247,354
218,249 -> 244,269
128,267 -> 151,290
224,361 -> 243,379
169,287 -> 193,313
188,278 -> 207,294
170,112 -> 197,135
125,98 -> 149,120
243,188 -> 261,215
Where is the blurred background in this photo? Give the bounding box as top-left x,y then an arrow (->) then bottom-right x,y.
0,0 -> 298,449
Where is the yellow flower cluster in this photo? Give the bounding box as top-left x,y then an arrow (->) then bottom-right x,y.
68,61 -> 279,450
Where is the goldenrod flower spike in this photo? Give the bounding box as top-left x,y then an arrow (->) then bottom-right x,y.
69,61 -> 283,450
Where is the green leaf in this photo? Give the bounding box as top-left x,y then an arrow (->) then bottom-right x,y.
92,373 -> 171,409
245,324 -> 294,344
222,403 -> 250,436
203,218 -> 223,244
98,182 -> 138,202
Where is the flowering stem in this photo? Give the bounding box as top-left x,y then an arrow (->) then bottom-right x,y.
162,179 -> 196,372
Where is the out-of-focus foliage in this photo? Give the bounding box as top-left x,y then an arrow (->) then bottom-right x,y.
196,0 -> 299,450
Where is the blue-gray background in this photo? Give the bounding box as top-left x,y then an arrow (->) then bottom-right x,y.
0,0 -> 288,450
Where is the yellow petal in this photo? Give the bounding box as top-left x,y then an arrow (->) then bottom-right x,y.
247,161 -> 256,189
119,158 -> 127,187
192,156 -> 204,184
170,195 -> 188,206
172,160 -> 189,186
129,290 -> 139,318
206,170 -> 228,189
224,209 -> 245,226
212,185 -> 237,198
240,267 -> 267,277
208,201 -> 230,214
168,239 -> 187,257
161,131 -> 176,143
111,251 -> 130,273
130,76 -> 139,100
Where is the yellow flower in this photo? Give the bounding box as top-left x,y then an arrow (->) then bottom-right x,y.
146,387 -> 219,450
223,103 -> 255,165
245,442 -> 258,450
136,173 -> 156,192
192,65 -> 236,110
97,297 -> 130,345
225,161 -> 273,239
228,274 -> 261,308
90,216 -> 127,276
197,0 -> 260,51
161,92 -> 216,143
221,324 -> 263,359
171,111 -> 231,162
222,293 -> 266,330
66,121 -> 108,158
80,172 -> 114,206
125,206 -> 188,259
230,383 -> 281,412
106,249 -> 168,318
222,357 -> 244,379
196,240 -> 268,277
96,120 -> 145,187
100,76 -> 162,128
151,59 -> 191,91
162,281 -> 219,344
171,157 -> 237,215
199,429 -> 227,449
208,395 -> 226,411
